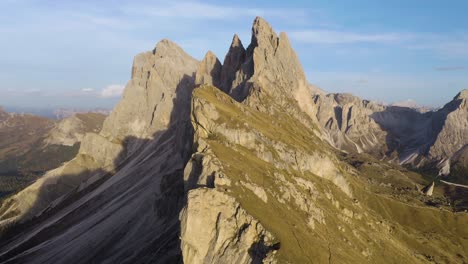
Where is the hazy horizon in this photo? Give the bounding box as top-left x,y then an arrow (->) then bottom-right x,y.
1,0 -> 467,109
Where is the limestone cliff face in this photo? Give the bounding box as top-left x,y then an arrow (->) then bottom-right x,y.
195,51 -> 222,88
180,188 -> 278,264
220,34 -> 246,94
243,18 -> 314,118
311,93 -> 388,155
428,90 -> 468,163
102,39 -> 198,145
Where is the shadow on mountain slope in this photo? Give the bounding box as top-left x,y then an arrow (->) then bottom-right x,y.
370,100 -> 468,212
370,100 -> 462,163
0,74 -> 196,264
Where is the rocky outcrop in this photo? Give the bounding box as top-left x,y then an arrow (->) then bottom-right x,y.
180,188 -> 278,264
311,93 -> 388,155
195,51 -> 222,88
240,18 -> 318,129
428,91 -> 468,164
422,182 -> 435,196
220,34 -> 246,94
44,113 -> 106,146
102,39 -> 198,144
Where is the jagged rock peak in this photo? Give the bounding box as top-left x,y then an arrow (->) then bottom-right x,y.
250,16 -> 279,50
231,33 -> 243,48
455,89 -> 468,100
132,38 -> 198,80
154,38 -> 184,53
220,34 -> 247,93
244,17 -> 313,117
103,37 -> 199,142
204,50 -> 218,60
152,39 -> 199,66
195,50 -> 222,88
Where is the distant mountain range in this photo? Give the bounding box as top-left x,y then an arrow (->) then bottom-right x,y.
3,106 -> 111,120
0,107 -> 106,198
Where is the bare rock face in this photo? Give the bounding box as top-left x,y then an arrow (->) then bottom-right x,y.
220,34 -> 246,93
309,83 -> 326,95
102,39 -> 198,145
428,90 -> 468,164
195,51 -> 222,88
180,188 -> 278,264
422,182 -> 435,196
311,93 -> 388,155
240,18 -> 317,124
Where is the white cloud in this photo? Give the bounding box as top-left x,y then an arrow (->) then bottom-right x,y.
408,34 -> 468,57
123,2 -> 307,21
290,30 -> 408,44
291,29 -> 468,59
100,84 -> 125,98
81,88 -> 94,93
24,88 -> 43,95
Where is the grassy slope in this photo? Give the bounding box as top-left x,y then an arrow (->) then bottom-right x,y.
193,85 -> 468,264
0,142 -> 80,199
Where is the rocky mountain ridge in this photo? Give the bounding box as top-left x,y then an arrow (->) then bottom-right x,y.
0,17 -> 466,264
310,89 -> 468,180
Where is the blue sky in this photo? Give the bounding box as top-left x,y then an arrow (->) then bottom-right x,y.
1,0 -> 467,108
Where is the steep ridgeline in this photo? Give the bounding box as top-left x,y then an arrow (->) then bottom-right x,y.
311,89 -> 468,180
0,17 -> 467,264
426,90 -> 468,173
183,85 -> 467,263
197,18 -> 320,132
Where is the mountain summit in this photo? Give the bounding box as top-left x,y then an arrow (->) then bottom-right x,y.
0,17 -> 467,264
